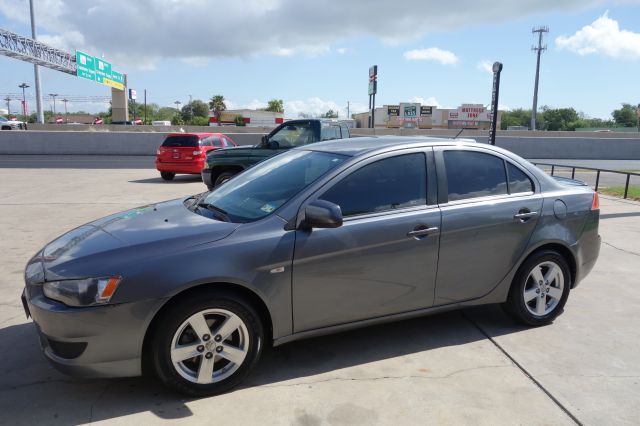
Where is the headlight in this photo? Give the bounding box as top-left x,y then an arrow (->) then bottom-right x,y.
43,277 -> 121,307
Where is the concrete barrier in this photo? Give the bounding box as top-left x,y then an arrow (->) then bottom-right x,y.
1,128 -> 640,159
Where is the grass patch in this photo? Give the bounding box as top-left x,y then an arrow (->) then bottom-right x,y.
599,186 -> 640,201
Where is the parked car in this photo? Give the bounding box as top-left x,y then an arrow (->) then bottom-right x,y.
201,119 -> 350,189
22,137 -> 600,396
156,133 -> 236,180
0,116 -> 27,130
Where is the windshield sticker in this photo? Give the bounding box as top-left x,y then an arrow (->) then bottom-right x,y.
260,204 -> 276,213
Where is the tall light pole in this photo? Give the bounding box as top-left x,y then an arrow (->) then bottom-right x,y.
18,83 -> 30,116
62,98 -> 69,123
3,96 -> 11,115
189,95 -> 193,122
49,93 -> 59,117
29,0 -> 44,123
531,26 -> 549,131
174,100 -> 181,113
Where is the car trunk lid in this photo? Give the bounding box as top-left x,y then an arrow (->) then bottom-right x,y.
158,135 -> 204,163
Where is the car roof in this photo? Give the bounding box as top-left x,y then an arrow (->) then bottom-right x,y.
166,133 -> 223,137
302,136 -> 485,156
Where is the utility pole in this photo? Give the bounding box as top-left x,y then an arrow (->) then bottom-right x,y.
347,101 -> 350,119
144,89 -> 147,124
189,95 -> 193,122
29,0 -> 44,123
49,93 -> 59,117
531,26 -> 549,131
4,96 -> 11,115
174,100 -> 181,113
19,83 -> 30,116
62,98 -> 69,123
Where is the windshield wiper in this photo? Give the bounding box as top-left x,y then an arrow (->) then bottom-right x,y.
197,202 -> 231,222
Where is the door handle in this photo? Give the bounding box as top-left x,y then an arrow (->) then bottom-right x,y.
514,211 -> 539,220
407,227 -> 439,238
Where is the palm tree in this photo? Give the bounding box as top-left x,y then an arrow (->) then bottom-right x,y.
209,95 -> 226,126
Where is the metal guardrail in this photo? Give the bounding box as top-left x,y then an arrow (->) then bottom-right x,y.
533,162 -> 640,199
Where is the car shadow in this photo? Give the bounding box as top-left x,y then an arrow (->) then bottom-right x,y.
128,175 -> 204,184
0,305 -> 527,423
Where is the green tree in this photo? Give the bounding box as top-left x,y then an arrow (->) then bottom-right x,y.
156,107 -> 179,122
209,95 -> 227,126
265,99 -> 284,113
181,100 -> 210,123
500,108 -> 532,130
322,109 -> 338,118
540,106 -> 579,131
612,103 -> 637,127
234,115 -> 246,126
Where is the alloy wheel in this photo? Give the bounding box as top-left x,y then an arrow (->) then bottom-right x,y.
170,309 -> 249,384
523,261 -> 565,317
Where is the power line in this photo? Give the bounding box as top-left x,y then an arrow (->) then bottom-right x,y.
531,25 -> 549,131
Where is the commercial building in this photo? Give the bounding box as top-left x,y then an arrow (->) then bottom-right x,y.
209,109 -> 284,127
354,102 -> 502,130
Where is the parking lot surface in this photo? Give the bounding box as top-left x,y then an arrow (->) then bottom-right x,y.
0,159 -> 638,425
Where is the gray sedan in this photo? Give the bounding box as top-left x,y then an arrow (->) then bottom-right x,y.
22,137 -> 601,396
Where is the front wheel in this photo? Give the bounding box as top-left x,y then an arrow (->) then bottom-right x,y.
503,250 -> 571,326
150,292 -> 264,396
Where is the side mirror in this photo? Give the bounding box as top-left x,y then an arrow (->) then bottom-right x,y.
261,135 -> 268,145
302,200 -> 343,229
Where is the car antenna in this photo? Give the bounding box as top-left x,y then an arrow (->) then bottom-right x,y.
453,127 -> 474,140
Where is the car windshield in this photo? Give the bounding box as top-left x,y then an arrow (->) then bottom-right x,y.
0,117 -> 7,122
201,150 -> 348,223
162,135 -> 200,147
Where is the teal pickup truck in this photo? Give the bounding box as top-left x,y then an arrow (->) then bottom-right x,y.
201,119 -> 350,189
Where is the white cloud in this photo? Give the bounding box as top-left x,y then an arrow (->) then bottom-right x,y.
336,47 -> 348,55
556,11 -> 640,59
403,47 -> 459,65
477,60 -> 494,74
0,0 -> 608,69
407,96 -> 449,109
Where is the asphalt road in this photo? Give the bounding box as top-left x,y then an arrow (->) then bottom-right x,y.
0,164 -> 638,424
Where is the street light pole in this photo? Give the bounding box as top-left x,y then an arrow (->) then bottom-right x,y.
62,98 -> 69,123
174,101 -> 181,113
3,96 -> 11,115
28,0 -> 44,124
18,83 -> 30,116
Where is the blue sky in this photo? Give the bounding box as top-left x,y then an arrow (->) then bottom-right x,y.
1,0 -> 639,119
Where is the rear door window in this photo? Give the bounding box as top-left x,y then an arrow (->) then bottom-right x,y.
161,135 -> 200,147
320,153 -> 427,217
443,150 -> 508,202
507,162 -> 534,194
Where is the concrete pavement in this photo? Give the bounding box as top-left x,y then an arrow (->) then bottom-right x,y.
0,164 -> 638,425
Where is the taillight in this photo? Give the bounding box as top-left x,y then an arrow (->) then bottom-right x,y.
193,150 -> 203,156
591,192 -> 599,210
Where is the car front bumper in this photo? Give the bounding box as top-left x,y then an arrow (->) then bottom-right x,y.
22,287 -> 166,378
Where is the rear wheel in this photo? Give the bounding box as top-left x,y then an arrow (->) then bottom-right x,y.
503,250 -> 571,326
160,172 -> 175,181
214,171 -> 236,187
150,291 -> 264,396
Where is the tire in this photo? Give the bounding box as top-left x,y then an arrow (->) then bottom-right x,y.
160,172 -> 175,181
214,171 -> 236,187
503,250 -> 571,326
150,291 -> 264,397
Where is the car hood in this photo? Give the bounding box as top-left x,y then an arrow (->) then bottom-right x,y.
41,198 -> 238,279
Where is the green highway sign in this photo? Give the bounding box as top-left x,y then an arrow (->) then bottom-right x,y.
76,50 -> 96,81
75,50 -> 125,90
95,58 -> 112,79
